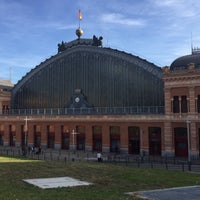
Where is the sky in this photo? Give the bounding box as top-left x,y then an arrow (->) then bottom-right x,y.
0,0 -> 200,84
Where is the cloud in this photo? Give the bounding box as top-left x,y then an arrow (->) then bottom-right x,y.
153,0 -> 200,18
101,13 -> 146,27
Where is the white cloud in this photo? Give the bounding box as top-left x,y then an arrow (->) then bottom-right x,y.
153,0 -> 200,18
101,13 -> 146,27
0,0 -> 200,83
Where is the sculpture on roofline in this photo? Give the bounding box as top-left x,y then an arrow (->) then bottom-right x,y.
58,41 -> 66,53
92,35 -> 103,47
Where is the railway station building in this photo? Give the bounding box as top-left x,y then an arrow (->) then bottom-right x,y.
0,34 -> 200,158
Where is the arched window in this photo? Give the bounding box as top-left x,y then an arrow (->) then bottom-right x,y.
181,96 -> 188,113
173,96 -> 179,113
197,95 -> 200,113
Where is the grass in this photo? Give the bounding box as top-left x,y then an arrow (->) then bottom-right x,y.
0,156 -> 200,200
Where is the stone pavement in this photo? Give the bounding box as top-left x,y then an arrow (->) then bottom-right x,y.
128,185 -> 200,200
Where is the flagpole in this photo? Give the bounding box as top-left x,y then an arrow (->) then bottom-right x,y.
76,9 -> 83,39
78,9 -> 82,28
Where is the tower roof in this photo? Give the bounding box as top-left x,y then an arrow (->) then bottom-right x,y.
170,51 -> 200,71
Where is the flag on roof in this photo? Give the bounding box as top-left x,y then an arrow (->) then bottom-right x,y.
78,9 -> 82,20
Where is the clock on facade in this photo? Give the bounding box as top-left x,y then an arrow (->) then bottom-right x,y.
75,97 -> 80,103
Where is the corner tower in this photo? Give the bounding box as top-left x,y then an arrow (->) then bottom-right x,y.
162,47 -> 200,157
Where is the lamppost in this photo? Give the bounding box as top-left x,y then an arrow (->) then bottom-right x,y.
139,128 -> 145,162
186,119 -> 191,170
23,116 -> 28,155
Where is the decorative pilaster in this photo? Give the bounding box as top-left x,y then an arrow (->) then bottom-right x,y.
189,87 -> 195,114
120,125 -> 128,154
54,124 -> 61,149
102,125 -> 110,153
190,122 -> 198,157
15,124 -> 21,147
141,126 -> 149,156
164,88 -> 171,115
85,125 -> 92,152
163,122 -> 174,156
3,123 -> 9,146
41,124 -> 47,148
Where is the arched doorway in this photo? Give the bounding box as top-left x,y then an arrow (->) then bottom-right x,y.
128,126 -> 140,154
34,125 -> 41,147
0,131 -> 3,146
9,125 -> 16,146
110,126 -> 120,153
47,126 -> 55,149
92,126 -> 102,152
199,128 -> 200,156
61,126 -> 70,150
174,127 -> 188,157
149,127 -> 161,156
76,126 -> 85,150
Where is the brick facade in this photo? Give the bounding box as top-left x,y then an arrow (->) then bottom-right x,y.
1,58 -> 200,158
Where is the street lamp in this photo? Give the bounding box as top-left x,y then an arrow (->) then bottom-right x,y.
23,116 -> 28,155
186,119 -> 191,170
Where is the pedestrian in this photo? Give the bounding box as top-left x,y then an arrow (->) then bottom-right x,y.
97,152 -> 102,162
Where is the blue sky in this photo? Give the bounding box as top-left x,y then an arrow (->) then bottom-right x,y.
0,0 -> 200,84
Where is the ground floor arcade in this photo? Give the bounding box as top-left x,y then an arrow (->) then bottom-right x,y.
0,115 -> 199,158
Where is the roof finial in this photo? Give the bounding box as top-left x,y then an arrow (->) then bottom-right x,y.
76,9 -> 83,39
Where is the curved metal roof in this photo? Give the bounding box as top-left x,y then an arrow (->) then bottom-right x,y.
11,38 -> 164,110
13,38 -> 162,92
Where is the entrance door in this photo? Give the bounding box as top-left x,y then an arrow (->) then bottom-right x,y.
0,133 -> 3,146
199,129 -> 200,156
34,132 -> 41,147
47,132 -> 55,149
174,127 -> 187,157
33,125 -> 41,147
93,126 -> 102,152
10,125 -> 16,146
77,133 -> 85,150
128,126 -> 140,154
62,132 -> 70,150
21,132 -> 27,147
149,127 -> 161,156
110,126 -> 120,153
76,126 -> 85,150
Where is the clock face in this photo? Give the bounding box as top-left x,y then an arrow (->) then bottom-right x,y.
75,97 -> 80,103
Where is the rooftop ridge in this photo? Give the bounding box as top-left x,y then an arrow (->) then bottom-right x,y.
57,36 -> 103,53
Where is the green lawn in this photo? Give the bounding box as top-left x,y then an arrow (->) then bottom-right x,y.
0,156 -> 200,200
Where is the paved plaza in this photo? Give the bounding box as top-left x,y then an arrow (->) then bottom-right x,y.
23,177 -> 93,189
128,185 -> 200,200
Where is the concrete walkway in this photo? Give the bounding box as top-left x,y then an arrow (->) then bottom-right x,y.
128,185 -> 200,200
